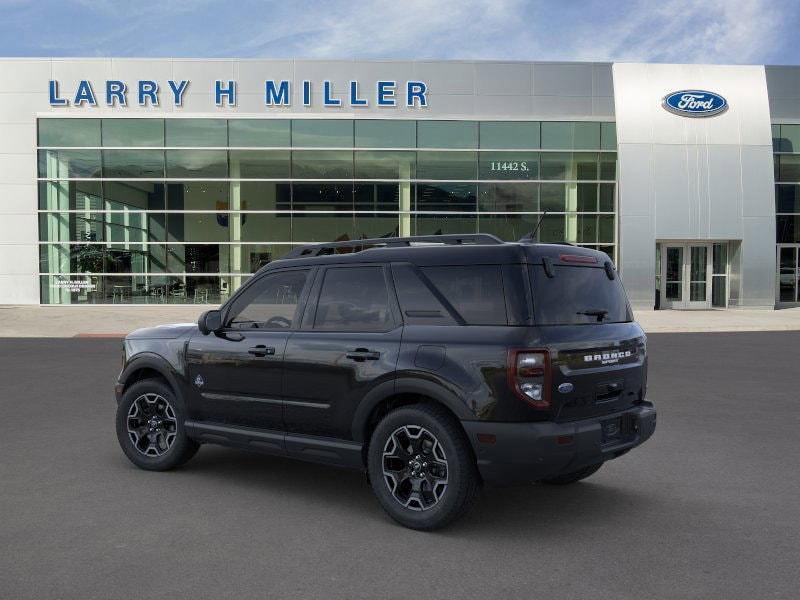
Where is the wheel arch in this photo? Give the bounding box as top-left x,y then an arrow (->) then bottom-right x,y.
119,353 -> 184,402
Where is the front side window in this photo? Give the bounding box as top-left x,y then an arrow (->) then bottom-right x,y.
314,267 -> 392,331
228,269 -> 309,329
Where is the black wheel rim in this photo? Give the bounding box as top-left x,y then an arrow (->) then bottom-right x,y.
382,425 -> 449,511
126,393 -> 178,457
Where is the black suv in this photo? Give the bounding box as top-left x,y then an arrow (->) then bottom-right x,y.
115,234 -> 656,530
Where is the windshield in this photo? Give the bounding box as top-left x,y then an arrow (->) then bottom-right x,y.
530,264 -> 632,325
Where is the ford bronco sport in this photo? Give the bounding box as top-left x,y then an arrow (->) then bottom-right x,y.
115,234 -> 656,530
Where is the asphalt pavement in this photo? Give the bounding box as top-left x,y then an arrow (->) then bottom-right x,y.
1,333 -> 798,599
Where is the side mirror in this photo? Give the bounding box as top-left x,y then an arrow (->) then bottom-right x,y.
198,309 -> 223,335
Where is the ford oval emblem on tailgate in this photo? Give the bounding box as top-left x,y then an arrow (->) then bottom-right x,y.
558,382 -> 574,394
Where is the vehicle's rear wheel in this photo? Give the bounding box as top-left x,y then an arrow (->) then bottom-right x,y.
116,379 -> 199,471
540,462 -> 603,485
367,404 -> 478,530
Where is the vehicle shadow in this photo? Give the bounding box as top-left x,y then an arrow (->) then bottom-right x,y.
143,444 -> 657,537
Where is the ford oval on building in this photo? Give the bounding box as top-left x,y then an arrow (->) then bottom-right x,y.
662,89 -> 728,117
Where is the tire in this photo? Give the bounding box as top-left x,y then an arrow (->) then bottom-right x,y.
116,379 -> 199,471
367,404 -> 479,530
540,462 -> 603,485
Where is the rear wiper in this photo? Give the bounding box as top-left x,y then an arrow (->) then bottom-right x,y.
577,309 -> 608,322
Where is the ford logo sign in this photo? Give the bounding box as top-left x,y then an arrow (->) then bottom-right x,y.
662,90 -> 727,117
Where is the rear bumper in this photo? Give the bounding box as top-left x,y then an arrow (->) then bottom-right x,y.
462,403 -> 656,486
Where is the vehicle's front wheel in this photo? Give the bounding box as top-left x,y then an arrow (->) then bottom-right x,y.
540,462 -> 603,485
116,379 -> 199,471
367,404 -> 478,530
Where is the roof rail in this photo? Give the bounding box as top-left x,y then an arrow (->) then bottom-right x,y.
283,233 -> 504,259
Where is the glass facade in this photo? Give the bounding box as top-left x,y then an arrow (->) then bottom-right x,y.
37,118 -> 618,304
773,124 -> 800,304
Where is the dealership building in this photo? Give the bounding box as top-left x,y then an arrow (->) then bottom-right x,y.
0,58 -> 799,309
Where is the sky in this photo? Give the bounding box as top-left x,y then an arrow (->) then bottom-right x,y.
0,0 -> 798,65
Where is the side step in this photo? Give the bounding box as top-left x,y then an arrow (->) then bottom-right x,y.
184,421 -> 364,469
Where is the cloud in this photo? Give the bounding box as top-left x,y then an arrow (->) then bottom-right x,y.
0,0 -> 796,65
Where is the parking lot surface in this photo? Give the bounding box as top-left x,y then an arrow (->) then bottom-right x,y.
1,332 -> 798,599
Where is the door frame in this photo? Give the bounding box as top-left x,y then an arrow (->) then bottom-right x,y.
658,241 -> 713,310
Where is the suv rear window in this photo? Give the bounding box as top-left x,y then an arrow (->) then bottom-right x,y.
530,264 -> 632,325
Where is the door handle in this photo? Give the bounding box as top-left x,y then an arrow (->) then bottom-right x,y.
346,348 -> 381,361
248,345 -> 276,357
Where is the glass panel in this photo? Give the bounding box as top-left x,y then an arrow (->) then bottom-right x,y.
776,185 -> 800,214
38,119 -> 100,147
599,153 -> 617,180
167,213 -> 230,242
292,150 -> 353,179
575,153 -> 599,180
239,212 -> 291,242
354,120 -> 415,148
779,124 -> 800,153
314,267 -> 391,331
228,119 -> 290,147
167,182 -> 229,210
479,122 -> 540,149
228,270 -> 308,329
713,243 -> 727,275
417,121 -> 478,148
576,183 -> 598,211
102,119 -> 164,147
38,212 -> 164,243
600,122 -> 617,150
104,182 -> 165,210
292,213 -> 354,242
414,214 -> 477,236
577,214 -> 597,243
354,183 -> 401,211
478,152 -> 539,179
573,122 -> 601,149
665,247 -> 683,301
423,265 -> 507,325
712,276 -> 727,307
415,183 -> 477,212
778,155 -> 800,182
292,183 -> 353,211
538,215 -> 566,242
540,183 -> 566,212
103,150 -> 164,178
540,122 -> 572,149
239,244 -> 293,272
39,181 -> 103,210
291,120 -> 353,147
776,215 -> 800,243
38,149 -> 102,178
165,150 -> 228,178
478,183 -> 538,212
772,124 -> 782,152
540,153 -> 570,180
599,183 -> 615,212
416,151 -> 477,180
238,181 -> 291,211
598,215 -> 614,243
229,150 -> 290,178
778,247 -> 797,302
478,213 -> 541,241
354,151 -> 415,179
689,246 -> 708,302
167,244 -> 229,273
165,119 -> 227,147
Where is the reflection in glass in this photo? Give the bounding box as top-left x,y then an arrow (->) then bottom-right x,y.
416,151 -> 477,180
292,120 -> 353,147
292,150 -> 353,179
417,121 -> 478,148
165,119 -> 227,147
478,183 -> 538,212
103,119 -> 164,147
165,150 -> 228,178
103,150 -> 165,178
229,120 -> 290,147
416,183 -> 477,212
479,122 -> 540,149
354,120 -> 415,148
229,150 -> 290,179
39,119 -> 101,147
354,151 -> 415,179
38,149 -> 102,178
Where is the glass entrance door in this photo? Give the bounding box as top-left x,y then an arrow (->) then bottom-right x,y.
777,245 -> 799,304
659,243 -> 713,309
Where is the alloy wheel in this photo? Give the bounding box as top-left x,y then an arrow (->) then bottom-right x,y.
382,425 -> 449,511
126,393 -> 178,457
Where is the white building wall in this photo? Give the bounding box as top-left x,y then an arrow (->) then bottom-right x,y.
613,63 -> 776,309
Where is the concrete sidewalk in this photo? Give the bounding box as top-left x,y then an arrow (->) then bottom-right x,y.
2,304 -> 800,337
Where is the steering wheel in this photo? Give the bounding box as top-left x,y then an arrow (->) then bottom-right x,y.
265,315 -> 292,329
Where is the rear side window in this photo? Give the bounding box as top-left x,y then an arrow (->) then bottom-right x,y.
530,264 -> 632,325
314,266 -> 393,331
422,265 -> 507,325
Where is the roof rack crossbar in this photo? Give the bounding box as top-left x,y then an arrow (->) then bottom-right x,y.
283,233 -> 504,259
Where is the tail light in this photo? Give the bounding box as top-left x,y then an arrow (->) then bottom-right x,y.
508,349 -> 551,409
